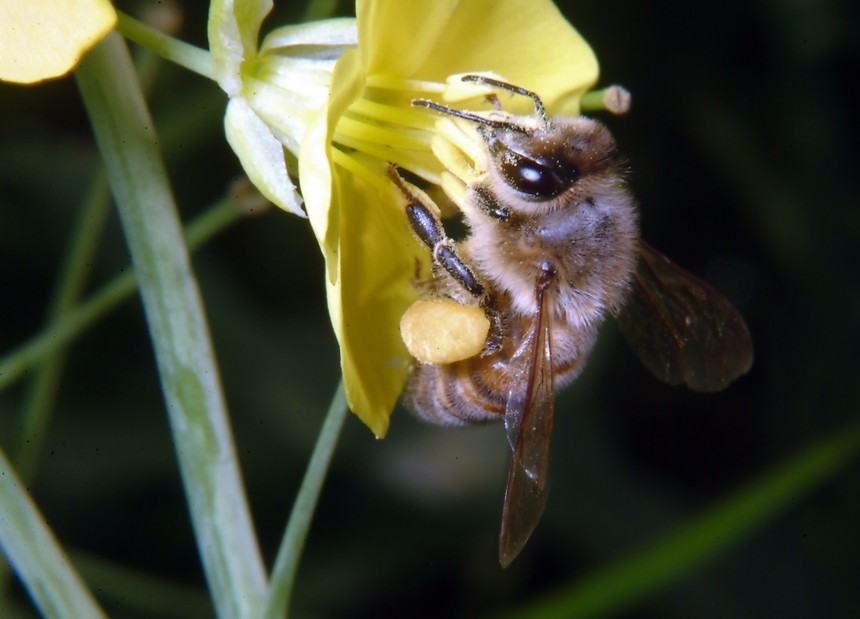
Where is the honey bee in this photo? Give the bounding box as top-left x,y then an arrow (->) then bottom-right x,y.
393,75 -> 753,567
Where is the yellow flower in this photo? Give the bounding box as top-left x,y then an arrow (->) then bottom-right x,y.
0,0 -> 116,83
209,0 -> 598,437
312,0 -> 598,437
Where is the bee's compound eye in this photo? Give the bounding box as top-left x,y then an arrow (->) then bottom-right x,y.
498,149 -> 576,199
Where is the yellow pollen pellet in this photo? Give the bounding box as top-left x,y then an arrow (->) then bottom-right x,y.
400,298 -> 490,364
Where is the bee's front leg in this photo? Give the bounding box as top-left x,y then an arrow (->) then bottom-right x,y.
388,167 -> 484,300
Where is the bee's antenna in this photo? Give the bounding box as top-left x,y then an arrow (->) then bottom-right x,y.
412,99 -> 528,133
461,75 -> 547,122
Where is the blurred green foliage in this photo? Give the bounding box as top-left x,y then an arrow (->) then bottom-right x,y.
1,0 -> 858,617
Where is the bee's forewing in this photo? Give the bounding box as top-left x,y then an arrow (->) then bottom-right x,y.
616,241 -> 753,392
499,285 -> 555,567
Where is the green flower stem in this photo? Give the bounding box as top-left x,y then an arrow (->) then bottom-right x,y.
263,380 -> 349,619
15,38 -> 174,484
0,449 -> 107,619
0,196 -> 246,394
501,418 -> 860,619
116,10 -> 215,80
15,171 -> 111,482
75,32 -> 266,619
302,0 -> 340,21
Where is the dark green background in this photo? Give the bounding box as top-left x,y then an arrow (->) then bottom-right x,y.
1,0 -> 858,617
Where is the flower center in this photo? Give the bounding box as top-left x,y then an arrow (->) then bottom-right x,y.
330,74 -> 500,197
330,76 -> 446,191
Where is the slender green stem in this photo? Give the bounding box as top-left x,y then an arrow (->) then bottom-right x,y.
75,32 -> 266,618
0,449 -> 107,619
15,32 -> 175,484
263,380 -> 349,619
500,418 -> 860,619
116,10 -> 215,80
15,171 -> 111,482
0,197 -> 245,394
302,0 -> 340,21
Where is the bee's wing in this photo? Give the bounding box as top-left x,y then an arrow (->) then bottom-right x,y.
616,241 -> 753,392
499,283 -> 555,567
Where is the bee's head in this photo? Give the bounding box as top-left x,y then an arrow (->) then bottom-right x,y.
480,117 -> 619,205
411,76 -> 627,219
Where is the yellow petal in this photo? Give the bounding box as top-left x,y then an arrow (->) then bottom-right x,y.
301,48 -> 365,283
357,0 -> 598,114
330,171 -> 427,438
301,49 -> 425,436
0,0 -> 116,84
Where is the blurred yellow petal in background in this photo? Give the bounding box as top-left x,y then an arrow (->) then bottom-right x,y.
0,0 -> 117,83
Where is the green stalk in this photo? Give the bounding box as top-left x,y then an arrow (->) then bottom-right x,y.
116,11 -> 215,80
15,171 -> 111,482
75,32 -> 266,618
0,196 -> 244,393
302,0 -> 340,21
262,381 -> 349,619
0,449 -> 106,619
16,31 -> 170,483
